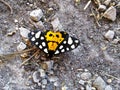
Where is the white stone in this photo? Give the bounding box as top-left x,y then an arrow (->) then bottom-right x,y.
105,30 -> 115,40
105,85 -> 112,90
93,76 -> 106,90
103,6 -> 116,21
39,69 -> 46,77
49,76 -> 58,82
98,5 -> 106,11
104,0 -> 111,6
79,80 -> 85,85
32,71 -> 40,83
17,42 -> 27,51
42,79 -> 47,85
30,9 -> 43,21
81,72 -> 92,80
19,27 -> 30,38
51,17 -> 63,31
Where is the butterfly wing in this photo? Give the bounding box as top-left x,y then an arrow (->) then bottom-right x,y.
54,31 -> 80,55
28,30 -> 49,54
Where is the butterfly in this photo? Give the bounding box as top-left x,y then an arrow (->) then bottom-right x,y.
28,30 -> 80,58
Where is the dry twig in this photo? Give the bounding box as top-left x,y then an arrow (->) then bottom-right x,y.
84,0 -> 92,10
0,0 -> 13,14
20,50 -> 40,67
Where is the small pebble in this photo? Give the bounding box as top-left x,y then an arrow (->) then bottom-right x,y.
44,61 -> 54,70
17,42 -> 27,51
86,85 -> 92,90
36,21 -> 44,29
51,17 -> 63,31
81,72 -> 92,80
104,0 -> 111,6
91,87 -> 96,90
93,76 -> 106,90
103,6 -> 116,21
14,19 -> 18,23
30,9 -> 43,21
107,79 -> 112,83
19,27 -> 30,38
54,81 -> 60,87
62,85 -> 68,90
104,30 -> 115,40
49,76 -> 58,82
39,69 -> 46,77
41,84 -> 46,89
42,79 -> 47,85
105,85 -> 112,90
112,38 -> 120,44
32,71 -> 41,83
20,53 -> 28,58
98,5 -> 106,11
79,80 -> 85,85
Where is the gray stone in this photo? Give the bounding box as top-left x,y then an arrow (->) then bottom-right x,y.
104,0 -> 111,6
42,79 -> 47,85
32,71 -> 41,83
79,80 -> 85,85
49,76 -> 58,82
104,30 -> 115,40
98,5 -> 106,11
51,17 -> 63,31
81,72 -> 92,80
105,85 -> 112,90
103,6 -> 116,21
19,27 -> 30,38
93,76 -> 106,90
86,85 -> 92,90
39,69 -> 46,77
30,9 -> 43,21
17,42 -> 27,51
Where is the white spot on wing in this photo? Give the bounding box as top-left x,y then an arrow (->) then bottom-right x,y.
68,37 -> 73,45
59,45 -> 63,49
61,49 -> 65,52
35,31 -> 41,38
31,37 -> 35,41
44,48 -> 48,53
42,42 -> 46,47
75,40 -> 79,43
39,45 -> 42,49
54,50 -> 59,54
66,47 -> 69,51
63,41 -> 66,44
71,44 -> 75,49
40,36 -> 44,40
35,42 -> 39,45
31,32 -> 35,35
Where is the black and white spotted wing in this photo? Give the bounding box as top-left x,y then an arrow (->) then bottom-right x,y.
28,30 -> 49,54
54,32 -> 80,55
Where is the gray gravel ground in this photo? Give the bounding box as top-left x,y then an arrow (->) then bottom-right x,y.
0,0 -> 120,90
